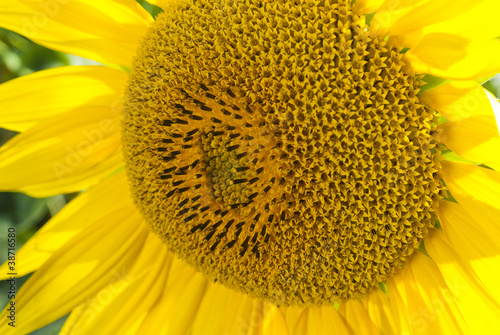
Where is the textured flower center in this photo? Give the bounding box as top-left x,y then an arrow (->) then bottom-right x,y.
122,0 -> 442,306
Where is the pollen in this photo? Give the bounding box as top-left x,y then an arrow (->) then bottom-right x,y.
121,0 -> 442,306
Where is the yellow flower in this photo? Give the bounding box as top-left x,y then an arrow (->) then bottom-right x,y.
1,0 -> 500,333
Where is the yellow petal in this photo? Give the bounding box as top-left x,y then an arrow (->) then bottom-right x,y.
0,208 -> 149,335
354,0 -> 385,14
281,307 -> 304,335
0,172 -> 130,280
63,234 -> 173,334
362,288 -> 401,334
404,34 -> 500,80
425,229 -> 500,332
404,252 -> 468,334
372,0 -> 500,47
60,232 -> 165,334
0,106 -> 122,197
419,81 -> 493,121
0,65 -> 127,132
437,201 -> 500,304
60,300 -> 92,335
0,0 -> 152,65
372,0 -> 469,36
441,160 -> 500,225
146,0 -> 170,9
441,115 -> 500,170
293,306 -> 351,335
423,82 -> 500,169
385,270 -> 414,334
192,282 -> 281,335
263,306 -> 290,335
135,255 -> 208,335
343,300 -> 381,335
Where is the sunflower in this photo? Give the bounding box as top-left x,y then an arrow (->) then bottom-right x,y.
1,0 -> 500,333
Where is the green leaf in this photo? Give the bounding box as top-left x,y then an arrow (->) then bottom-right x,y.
482,74 -> 500,99
418,74 -> 450,95
378,282 -> 388,294
138,0 -> 163,18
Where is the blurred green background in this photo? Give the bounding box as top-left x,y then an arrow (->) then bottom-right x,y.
0,1 -> 499,334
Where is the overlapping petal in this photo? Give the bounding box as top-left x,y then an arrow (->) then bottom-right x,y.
146,0 -> 170,9
404,34 -> 500,80
385,272 -> 414,334
293,306 -> 351,335
442,161 -> 500,225
362,288 -> 401,334
437,201 -> 500,304
0,206 -> 149,335
340,300 -> 380,335
404,252 -> 467,334
0,65 -> 127,132
0,0 -> 152,65
354,0 -> 385,14
0,172 -> 130,279
192,283 -> 286,335
0,105 -> 122,197
136,256 -> 208,335
425,229 -> 500,332
60,234 -> 171,334
420,81 -> 500,169
371,0 -> 500,44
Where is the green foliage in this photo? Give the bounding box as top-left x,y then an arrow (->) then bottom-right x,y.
0,28 -> 70,83
138,0 -> 163,18
418,74 -> 450,94
483,74 -> 500,98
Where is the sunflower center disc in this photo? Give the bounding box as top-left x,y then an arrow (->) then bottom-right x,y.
122,0 -> 442,306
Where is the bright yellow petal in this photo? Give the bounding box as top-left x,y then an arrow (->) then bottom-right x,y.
419,81 -> 493,121
404,34 -> 500,80
293,306 -> 351,335
422,82 -> 500,169
262,306 -> 290,335
0,0 -> 152,65
0,172 -> 129,280
437,201 -> 500,304
372,0 -> 500,47
146,0 -> 170,9
372,0 -> 479,37
60,232 -> 165,334
0,65 -> 127,132
63,234 -> 173,334
0,106 -> 122,197
192,282 -> 281,335
425,229 -> 500,332
385,270 -> 414,334
380,269 -> 413,334
441,160 -> 500,224
0,208 -> 149,335
354,0 -> 385,14
135,255 -> 208,335
362,288 -> 401,334
441,115 -> 500,170
404,252 -> 468,334
278,306 -> 303,335
342,300 -> 381,335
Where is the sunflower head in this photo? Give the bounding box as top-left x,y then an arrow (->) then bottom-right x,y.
122,0 -> 442,306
